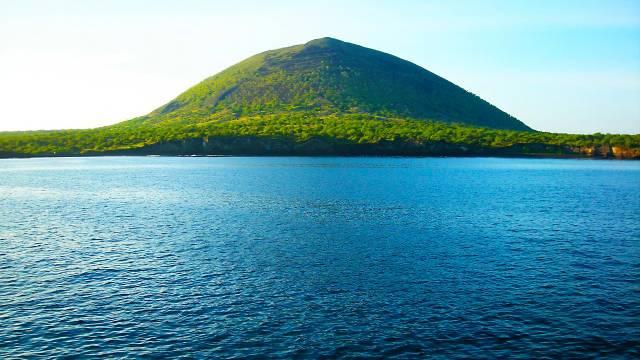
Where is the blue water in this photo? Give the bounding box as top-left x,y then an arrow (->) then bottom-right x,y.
1,157 -> 639,358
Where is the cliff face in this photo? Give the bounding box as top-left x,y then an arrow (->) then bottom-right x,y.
612,146 -> 640,159
96,136 -> 640,159
569,144 -> 640,159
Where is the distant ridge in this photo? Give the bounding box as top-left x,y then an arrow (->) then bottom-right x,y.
129,37 -> 531,131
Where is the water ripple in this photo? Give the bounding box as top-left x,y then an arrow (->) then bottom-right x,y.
0,156 -> 639,358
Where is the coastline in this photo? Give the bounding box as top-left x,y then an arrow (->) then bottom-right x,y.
2,136 -> 638,160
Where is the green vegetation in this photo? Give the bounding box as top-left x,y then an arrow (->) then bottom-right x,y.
1,37 -> 638,158
1,113 -> 638,157
125,37 -> 531,131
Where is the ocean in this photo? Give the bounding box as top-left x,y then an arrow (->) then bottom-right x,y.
1,156 -> 638,358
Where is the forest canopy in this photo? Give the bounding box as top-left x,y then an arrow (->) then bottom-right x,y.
1,113 -> 638,157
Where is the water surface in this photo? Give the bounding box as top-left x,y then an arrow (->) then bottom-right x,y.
1,157 -> 639,358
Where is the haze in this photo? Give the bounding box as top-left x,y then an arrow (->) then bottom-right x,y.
1,0 -> 639,134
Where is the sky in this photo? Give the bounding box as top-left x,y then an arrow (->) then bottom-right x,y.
1,0 -> 639,134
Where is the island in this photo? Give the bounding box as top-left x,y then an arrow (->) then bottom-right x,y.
1,37 -> 638,159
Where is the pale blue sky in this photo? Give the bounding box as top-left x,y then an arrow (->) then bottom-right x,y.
1,0 -> 639,133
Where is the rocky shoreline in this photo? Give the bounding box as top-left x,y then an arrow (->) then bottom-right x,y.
2,136 -> 638,159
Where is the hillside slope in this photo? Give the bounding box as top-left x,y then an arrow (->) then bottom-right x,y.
126,37 -> 530,131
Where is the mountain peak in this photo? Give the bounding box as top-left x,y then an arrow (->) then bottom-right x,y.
304,37 -> 346,48
146,38 -> 531,131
